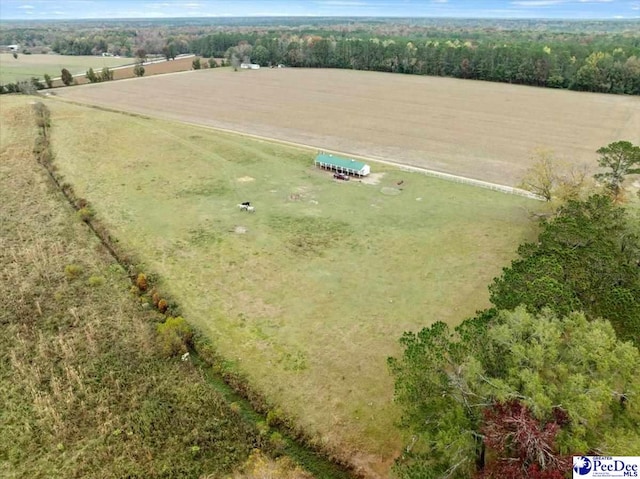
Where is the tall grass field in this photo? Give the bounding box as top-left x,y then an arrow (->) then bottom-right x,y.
0,95 -> 271,479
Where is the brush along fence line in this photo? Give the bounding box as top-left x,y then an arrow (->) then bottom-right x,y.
28,100 -> 359,479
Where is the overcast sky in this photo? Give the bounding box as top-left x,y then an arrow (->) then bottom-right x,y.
1,0 -> 639,20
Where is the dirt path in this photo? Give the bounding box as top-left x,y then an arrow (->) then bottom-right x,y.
177,119 -> 545,199
50,94 -> 543,200
51,68 -> 639,188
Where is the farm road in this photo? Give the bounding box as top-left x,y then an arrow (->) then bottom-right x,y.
51,92 -> 540,198
165,118 -> 545,199
52,68 -> 640,186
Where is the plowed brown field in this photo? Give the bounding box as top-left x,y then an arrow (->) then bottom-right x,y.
50,56 -> 199,87
53,67 -> 640,185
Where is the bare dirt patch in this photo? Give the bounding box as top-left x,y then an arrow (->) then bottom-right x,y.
237,176 -> 255,182
628,179 -> 640,197
360,172 -> 385,185
53,68 -> 640,186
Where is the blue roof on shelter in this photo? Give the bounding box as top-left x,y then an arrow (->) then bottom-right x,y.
314,154 -> 367,170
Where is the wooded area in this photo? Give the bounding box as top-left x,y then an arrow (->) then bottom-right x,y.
1,18 -> 638,94
197,31 -> 640,94
390,147 -> 640,478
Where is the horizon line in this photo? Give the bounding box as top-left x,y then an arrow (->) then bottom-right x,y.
2,14 -> 639,21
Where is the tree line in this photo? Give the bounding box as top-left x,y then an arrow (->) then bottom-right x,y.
1,19 -> 638,94
389,142 -> 640,478
199,32 -> 640,94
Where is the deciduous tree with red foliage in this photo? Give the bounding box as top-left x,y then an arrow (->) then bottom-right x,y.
476,400 -> 570,479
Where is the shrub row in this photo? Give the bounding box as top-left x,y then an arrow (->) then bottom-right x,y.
0,77 -> 47,95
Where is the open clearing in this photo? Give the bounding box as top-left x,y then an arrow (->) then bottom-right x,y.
53,67 -> 640,186
0,53 -> 132,84
44,97 -> 539,477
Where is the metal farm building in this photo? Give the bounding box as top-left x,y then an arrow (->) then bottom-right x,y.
314,153 -> 370,177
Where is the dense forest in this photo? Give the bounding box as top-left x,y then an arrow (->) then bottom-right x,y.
200,32 -> 640,94
1,18 -> 639,94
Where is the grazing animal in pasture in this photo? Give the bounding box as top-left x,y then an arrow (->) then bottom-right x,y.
237,203 -> 255,213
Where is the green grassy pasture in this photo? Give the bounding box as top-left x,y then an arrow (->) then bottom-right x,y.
0,53 -> 131,84
46,98 -> 539,475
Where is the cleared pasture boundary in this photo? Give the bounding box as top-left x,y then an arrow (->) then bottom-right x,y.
48,95 -> 545,201
28,98 -> 359,479
42,95 -> 545,478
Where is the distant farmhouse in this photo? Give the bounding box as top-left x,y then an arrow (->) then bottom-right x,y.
314,153 -> 370,177
240,63 -> 260,69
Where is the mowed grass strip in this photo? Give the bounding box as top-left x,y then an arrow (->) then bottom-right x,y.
0,53 -> 132,84
46,98 -> 539,476
0,96 -> 259,479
